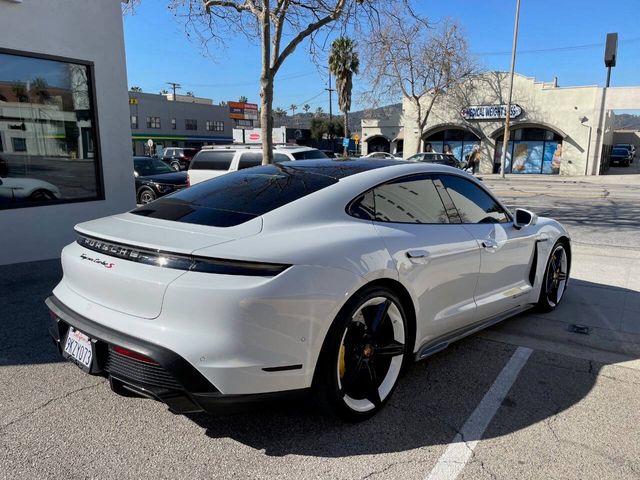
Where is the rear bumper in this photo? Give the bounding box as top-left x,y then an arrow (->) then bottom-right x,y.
46,295 -> 307,414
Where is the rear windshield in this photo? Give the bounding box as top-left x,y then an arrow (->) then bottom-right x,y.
190,150 -> 235,170
131,164 -> 337,227
291,149 -> 328,160
612,149 -> 628,155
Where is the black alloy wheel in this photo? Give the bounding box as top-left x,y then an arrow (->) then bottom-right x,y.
537,242 -> 569,312
315,287 -> 409,421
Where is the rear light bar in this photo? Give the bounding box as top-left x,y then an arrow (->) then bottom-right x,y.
112,346 -> 159,365
76,233 -> 290,276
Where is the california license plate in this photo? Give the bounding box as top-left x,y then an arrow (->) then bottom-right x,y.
63,327 -> 94,371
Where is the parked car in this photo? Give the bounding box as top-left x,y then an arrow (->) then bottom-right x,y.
613,144 -> 635,163
47,158 -> 571,421
0,176 -> 60,204
161,147 -> 199,171
363,152 -> 401,160
134,156 -> 188,204
187,144 -> 328,185
610,147 -> 632,167
407,152 -> 465,169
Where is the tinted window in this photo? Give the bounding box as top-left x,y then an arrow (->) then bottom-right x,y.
373,176 -> 449,224
439,175 -> 509,224
274,153 -> 291,163
134,158 -> 173,176
131,164 -> 337,227
291,150 -> 329,160
238,152 -> 263,169
349,176 -> 449,224
612,149 -> 628,155
190,151 -> 235,170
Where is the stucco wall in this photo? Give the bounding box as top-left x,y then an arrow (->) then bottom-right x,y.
402,73 -> 609,175
0,0 -> 132,265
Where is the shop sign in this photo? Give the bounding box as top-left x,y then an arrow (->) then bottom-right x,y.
461,104 -> 522,120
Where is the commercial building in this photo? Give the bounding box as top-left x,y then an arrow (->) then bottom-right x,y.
0,0 -> 133,265
365,72 -> 640,175
129,92 -> 233,155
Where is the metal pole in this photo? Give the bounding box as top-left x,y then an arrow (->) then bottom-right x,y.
605,66 -> 612,88
499,0 -> 521,178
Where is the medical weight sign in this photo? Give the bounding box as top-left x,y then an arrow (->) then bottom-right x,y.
461,104 -> 522,121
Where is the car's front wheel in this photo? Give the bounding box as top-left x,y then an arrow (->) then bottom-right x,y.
314,286 -> 409,421
536,241 -> 569,312
137,187 -> 156,205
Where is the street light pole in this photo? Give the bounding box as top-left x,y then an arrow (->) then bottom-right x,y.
499,0 -> 521,178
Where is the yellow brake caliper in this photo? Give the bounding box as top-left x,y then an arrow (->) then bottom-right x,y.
339,344 -> 346,379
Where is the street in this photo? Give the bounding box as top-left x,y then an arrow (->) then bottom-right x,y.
2,174 -> 640,480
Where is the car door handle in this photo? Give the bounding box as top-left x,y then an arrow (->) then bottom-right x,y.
406,250 -> 430,262
482,239 -> 498,251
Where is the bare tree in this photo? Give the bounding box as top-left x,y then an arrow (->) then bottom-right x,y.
167,0 -> 384,164
364,11 -> 475,154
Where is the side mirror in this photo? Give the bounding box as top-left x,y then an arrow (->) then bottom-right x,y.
513,208 -> 537,229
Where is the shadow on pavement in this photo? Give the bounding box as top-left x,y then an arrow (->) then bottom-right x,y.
2,259 -> 638,459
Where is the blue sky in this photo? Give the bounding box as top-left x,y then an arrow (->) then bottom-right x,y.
123,0 -> 640,112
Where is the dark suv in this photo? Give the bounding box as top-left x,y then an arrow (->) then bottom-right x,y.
161,148 -> 199,171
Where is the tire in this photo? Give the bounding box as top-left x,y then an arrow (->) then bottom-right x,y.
624,160 -> 630,167
137,187 -> 156,205
536,241 -> 570,313
170,161 -> 181,171
28,189 -> 56,201
313,286 -> 410,422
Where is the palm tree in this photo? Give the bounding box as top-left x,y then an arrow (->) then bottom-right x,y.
238,95 -> 249,103
289,104 -> 297,116
315,106 -> 324,117
159,89 -> 169,94
273,107 -> 287,119
329,36 -> 359,155
130,86 -> 142,92
186,91 -> 194,97
303,104 -> 311,114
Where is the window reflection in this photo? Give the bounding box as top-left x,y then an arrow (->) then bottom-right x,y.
0,51 -> 101,207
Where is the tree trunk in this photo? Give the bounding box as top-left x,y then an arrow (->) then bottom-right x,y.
343,110 -> 349,156
260,77 -> 274,165
259,7 -> 273,165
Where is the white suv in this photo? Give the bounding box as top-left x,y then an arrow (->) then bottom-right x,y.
187,145 -> 328,185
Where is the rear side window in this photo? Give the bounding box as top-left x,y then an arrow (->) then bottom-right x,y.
238,152 -> 263,169
132,165 -> 337,227
190,150 -> 235,170
348,175 -> 449,224
291,150 -> 328,160
439,175 -> 510,224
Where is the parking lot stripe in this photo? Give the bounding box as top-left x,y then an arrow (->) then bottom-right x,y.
425,346 -> 533,480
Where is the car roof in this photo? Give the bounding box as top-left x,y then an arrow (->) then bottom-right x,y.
272,158 -> 407,179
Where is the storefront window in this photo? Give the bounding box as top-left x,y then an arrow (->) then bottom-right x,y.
495,128 -> 563,175
423,129 -> 480,161
0,50 -> 102,208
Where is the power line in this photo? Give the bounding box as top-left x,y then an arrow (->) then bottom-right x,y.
179,71 -> 317,89
477,36 -> 640,57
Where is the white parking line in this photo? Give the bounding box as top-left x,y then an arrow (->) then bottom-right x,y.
425,346 -> 533,480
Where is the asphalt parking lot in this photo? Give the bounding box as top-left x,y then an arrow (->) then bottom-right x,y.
2,174 -> 640,480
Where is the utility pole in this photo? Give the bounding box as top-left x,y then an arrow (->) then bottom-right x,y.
499,0 -> 521,178
167,82 -> 181,101
325,72 -> 335,150
325,72 -> 335,122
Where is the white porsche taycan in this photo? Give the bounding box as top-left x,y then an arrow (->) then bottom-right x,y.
47,159 -> 571,421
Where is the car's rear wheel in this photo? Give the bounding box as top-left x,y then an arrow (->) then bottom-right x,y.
314,286 -> 409,421
28,189 -> 56,201
170,161 -> 181,171
137,187 -> 156,204
536,242 -> 569,312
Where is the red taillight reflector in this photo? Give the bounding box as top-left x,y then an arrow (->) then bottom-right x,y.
186,173 -> 191,187
112,346 -> 159,365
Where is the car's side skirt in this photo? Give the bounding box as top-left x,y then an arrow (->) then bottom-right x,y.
415,304 -> 533,361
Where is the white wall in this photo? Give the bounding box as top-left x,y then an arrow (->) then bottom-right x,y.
0,0 -> 134,265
